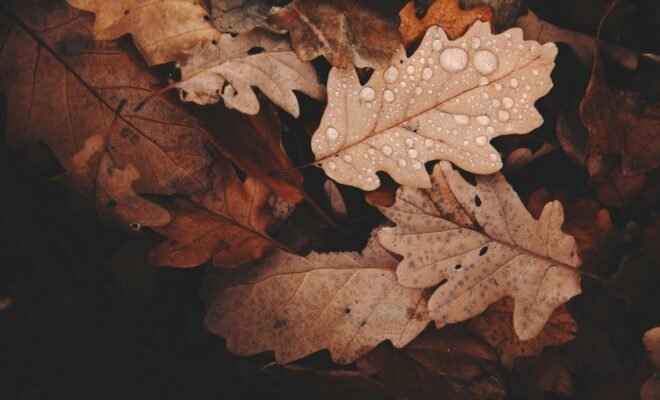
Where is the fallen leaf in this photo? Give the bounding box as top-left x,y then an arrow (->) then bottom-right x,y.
312,22 -> 557,190
150,158 -> 278,268
467,297 -> 577,367
460,0 -> 524,31
0,3 -> 212,226
203,236 -> 430,363
642,327 -> 660,400
503,143 -> 557,174
211,0 -> 282,34
399,0 -> 492,45
66,0 -> 220,66
323,180 -> 348,218
516,10 -> 640,69
177,30 -> 325,116
356,327 -> 508,400
268,0 -> 402,68
378,162 -> 582,340
513,350 -> 575,400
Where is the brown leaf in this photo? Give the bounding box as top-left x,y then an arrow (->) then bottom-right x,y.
467,297 -> 577,367
378,162 -> 582,341
642,327 -> 660,400
66,0 -> 220,66
399,0 -> 492,46
460,0 -> 524,31
356,327 -> 508,400
211,0 -> 283,34
268,0 -> 402,68
513,350 -> 575,400
203,236 -> 430,363
0,2 -> 212,227
150,158 -> 278,268
502,143 -> 557,174
313,22 -> 557,190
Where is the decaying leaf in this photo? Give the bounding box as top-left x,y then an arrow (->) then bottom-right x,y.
460,0 -> 524,31
177,30 -> 325,116
268,0 -> 402,68
642,327 -> 660,400
203,236 -> 430,363
66,0 -> 220,66
0,3 -> 212,227
513,350 -> 575,400
150,158 -> 278,268
399,0 -> 493,45
356,327 -> 508,400
516,10 -> 640,70
467,297 -> 577,367
211,0 -> 282,34
503,143 -> 557,174
312,22 -> 557,190
323,180 -> 348,218
378,162 -> 582,341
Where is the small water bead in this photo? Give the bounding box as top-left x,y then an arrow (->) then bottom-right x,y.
383,90 -> 395,102
489,153 -> 499,162
481,92 -> 489,100
471,37 -> 481,49
473,50 -> 498,75
454,114 -> 469,125
432,39 -> 443,51
415,87 -> 423,95
502,97 -> 513,109
486,126 -> 495,134
400,81 -> 406,87
384,66 -> 399,83
475,136 -> 487,146
328,161 -> 336,170
382,145 -> 393,156
510,78 -> 519,88
398,159 -> 407,167
424,139 -> 434,148
479,76 -> 489,86
408,149 -> 418,158
532,69 -> 539,76
495,83 -> 503,91
412,161 -> 422,170
476,115 -> 490,125
360,87 -> 375,101
326,127 -> 339,140
439,48 -> 468,73
343,154 -> 352,162
368,149 -> 375,155
498,110 -> 510,121
405,138 -> 414,147
406,65 -> 415,74
491,99 -> 501,107
422,67 -> 433,80
463,140 -> 469,146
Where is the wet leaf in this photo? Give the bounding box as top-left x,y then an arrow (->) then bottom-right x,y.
211,0 -> 282,34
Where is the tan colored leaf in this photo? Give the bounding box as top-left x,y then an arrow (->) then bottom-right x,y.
312,22 -> 557,190
642,327 -> 660,400
268,0 -> 402,68
177,30 -> 325,116
211,0 -> 282,34
66,0 -> 220,66
503,143 -> 557,174
150,158 -> 277,268
399,0 -> 493,45
203,237 -> 430,363
356,327 -> 507,400
378,162 -> 582,340
323,180 -> 348,218
467,297 -> 576,367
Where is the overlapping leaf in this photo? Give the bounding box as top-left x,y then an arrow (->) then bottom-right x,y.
312,21 -> 557,190
378,162 -> 582,340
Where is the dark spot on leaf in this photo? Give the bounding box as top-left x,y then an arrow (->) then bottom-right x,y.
211,39 -> 218,45
119,128 -> 132,139
474,194 -> 482,207
106,200 -> 117,208
479,246 -> 488,256
57,34 -> 93,57
344,308 -> 351,314
203,15 -> 210,21
273,319 -> 287,329
248,46 -> 264,55
124,9 -> 129,15
455,264 -> 462,270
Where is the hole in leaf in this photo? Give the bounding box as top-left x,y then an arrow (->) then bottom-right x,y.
474,195 -> 482,207
479,246 -> 488,256
248,46 -> 264,55
454,264 -> 462,270
203,15 -> 210,21
344,308 -> 351,314
357,67 -> 374,85
129,223 -> 141,231
211,39 -> 218,45
124,10 -> 129,15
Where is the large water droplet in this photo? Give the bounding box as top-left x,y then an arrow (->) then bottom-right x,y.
475,136 -> 487,146
412,161 -> 422,170
498,110 -> 510,121
328,161 -> 336,170
384,66 -> 399,83
473,50 -> 498,75
439,48 -> 468,73
382,145 -> 393,156
383,89 -> 395,103
405,138 -> 414,147
406,65 -> 415,74
326,127 -> 338,140
454,114 -> 470,125
408,149 -> 418,158
360,87 -> 375,101
415,87 -> 423,95
502,97 -> 513,109
471,37 -> 481,49
489,153 -> 499,162
422,67 -> 433,80
476,116 -> 490,126
398,159 -> 407,167
510,78 -> 519,88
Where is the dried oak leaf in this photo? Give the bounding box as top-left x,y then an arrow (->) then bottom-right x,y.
399,0 -> 493,46
150,158 -> 278,268
268,0 -> 401,68
378,162 -> 582,341
312,22 -> 557,190
66,0 -> 220,66
0,3 -> 212,227
203,236 -> 430,363
211,0 -> 282,34
177,30 -> 325,116
356,327 -> 507,400
467,297 -> 576,367
642,327 -> 660,400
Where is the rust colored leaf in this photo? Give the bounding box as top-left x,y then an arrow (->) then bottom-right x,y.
378,162 -> 582,341
268,0 -> 402,68
467,297 -> 577,367
150,158 -> 278,268
211,0 -> 282,34
66,0 -> 220,66
399,0 -> 492,45
203,236 -> 430,363
642,327 -> 660,400
356,327 -> 508,400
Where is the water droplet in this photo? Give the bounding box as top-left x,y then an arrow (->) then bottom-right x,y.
475,136 -> 487,146
479,76 -> 489,86
408,149 -> 418,158
476,115 -> 490,125
382,145 -> 392,156
439,48 -> 468,73
368,149 -> 375,155
532,69 -> 539,76
405,138 -> 414,147
454,114 -> 469,125
471,37 -> 481,49
422,67 -> 433,80
360,87 -> 375,101
415,86 -> 423,95
406,65 -> 415,74
498,110 -> 510,121
432,39 -> 443,51
502,97 -> 513,109
481,92 -> 489,100
412,161 -> 422,170
494,83 -> 503,91
463,140 -> 469,146
384,66 -> 399,83
400,81 -> 406,87
398,159 -> 407,167
425,139 -> 434,148
486,126 -> 494,134
326,127 -> 338,140
491,99 -> 501,107
384,89 -> 395,102
473,50 -> 498,75
510,78 -> 519,88
489,153 -> 499,162
328,161 -> 336,170
343,154 -> 352,162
